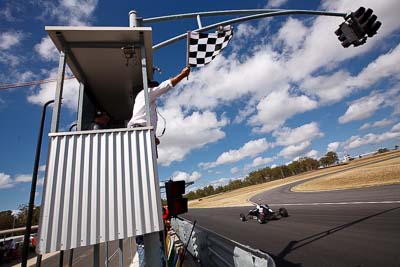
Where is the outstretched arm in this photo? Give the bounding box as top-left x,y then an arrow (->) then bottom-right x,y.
171,66 -> 190,86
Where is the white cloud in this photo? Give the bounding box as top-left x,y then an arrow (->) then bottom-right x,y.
171,171 -> 201,183
273,122 -> 323,146
233,101 -> 256,124
207,176 -> 245,188
305,149 -> 319,159
301,44 -> 400,105
0,172 -> 41,189
0,70 -> 36,86
166,48 -> 288,112
278,141 -> 311,159
300,71 -> 352,104
351,45 -> 400,89
14,174 -> 32,183
230,167 -> 239,174
266,0 -> 288,8
234,23 -> 264,42
245,156 -> 274,170
0,173 -> 13,189
344,128 -> 400,150
40,0 -> 99,26
17,71 -> 36,82
249,89 -> 318,133
392,123 -> 400,132
157,108 -> 228,166
200,138 -> 272,169
27,69 -> 80,110
384,87 -> 400,115
35,37 -> 58,62
0,31 -> 23,50
274,18 -> 308,52
338,88 -> 400,124
39,165 -> 46,172
360,119 -> 395,130
339,93 -> 385,124
0,51 -> 20,66
327,141 -> 340,152
37,177 -> 45,186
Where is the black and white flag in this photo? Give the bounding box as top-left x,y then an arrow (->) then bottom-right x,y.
187,26 -> 233,67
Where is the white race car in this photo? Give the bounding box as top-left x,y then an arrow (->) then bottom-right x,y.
240,204 -> 289,224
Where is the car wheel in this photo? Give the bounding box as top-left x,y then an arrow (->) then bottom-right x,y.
279,207 -> 289,217
239,213 -> 246,221
257,214 -> 266,224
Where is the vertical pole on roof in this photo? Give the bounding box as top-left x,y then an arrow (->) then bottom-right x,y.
50,50 -> 67,132
76,82 -> 85,131
129,10 -> 138,27
196,14 -> 203,28
93,244 -> 100,267
140,35 -> 151,127
131,11 -> 150,126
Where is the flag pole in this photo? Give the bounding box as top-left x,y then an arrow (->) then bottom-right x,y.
186,31 -> 190,80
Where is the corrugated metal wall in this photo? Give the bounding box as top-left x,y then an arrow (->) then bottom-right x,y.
37,128 -> 163,254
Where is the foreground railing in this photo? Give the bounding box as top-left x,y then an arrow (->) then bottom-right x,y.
171,218 -> 275,267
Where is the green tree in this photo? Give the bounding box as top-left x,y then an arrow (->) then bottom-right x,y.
377,148 -> 389,153
319,156 -> 330,167
325,151 -> 339,165
246,170 -> 266,185
300,157 -> 319,171
270,166 -> 284,180
14,205 -> 41,228
0,210 -> 14,231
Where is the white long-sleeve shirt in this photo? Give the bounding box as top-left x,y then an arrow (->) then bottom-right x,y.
127,79 -> 173,130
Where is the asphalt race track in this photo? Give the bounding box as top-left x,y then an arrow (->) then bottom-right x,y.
184,182 -> 400,266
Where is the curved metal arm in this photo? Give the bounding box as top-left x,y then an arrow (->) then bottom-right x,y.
143,9 -> 282,23
150,9 -> 347,51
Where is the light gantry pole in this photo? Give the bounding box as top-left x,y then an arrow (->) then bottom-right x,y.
141,9 -> 347,51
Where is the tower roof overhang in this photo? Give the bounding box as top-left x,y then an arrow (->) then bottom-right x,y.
46,26 -> 153,120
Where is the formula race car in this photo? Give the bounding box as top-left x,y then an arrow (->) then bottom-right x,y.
239,204 -> 289,224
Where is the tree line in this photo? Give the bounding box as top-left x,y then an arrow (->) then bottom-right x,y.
0,205 -> 40,232
185,151 -> 339,200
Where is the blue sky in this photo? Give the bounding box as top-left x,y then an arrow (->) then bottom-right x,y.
0,0 -> 399,211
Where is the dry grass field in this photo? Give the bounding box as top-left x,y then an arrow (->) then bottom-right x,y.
188,150 -> 400,208
292,156 -> 400,192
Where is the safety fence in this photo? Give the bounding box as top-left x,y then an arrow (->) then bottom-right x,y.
171,218 -> 275,267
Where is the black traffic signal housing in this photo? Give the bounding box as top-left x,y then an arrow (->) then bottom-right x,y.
165,180 -> 188,217
335,7 -> 382,48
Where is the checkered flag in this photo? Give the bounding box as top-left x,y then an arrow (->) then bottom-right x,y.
188,26 -> 233,67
